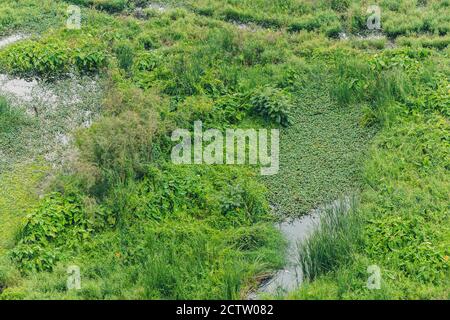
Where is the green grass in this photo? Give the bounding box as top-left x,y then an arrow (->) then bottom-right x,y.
0,0 -> 67,36
298,197 -> 364,281
0,163 -> 49,256
0,97 -> 31,172
0,0 -> 448,300
2,165 -> 285,299
286,51 -> 449,299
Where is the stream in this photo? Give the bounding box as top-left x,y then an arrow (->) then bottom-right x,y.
248,197 -> 351,299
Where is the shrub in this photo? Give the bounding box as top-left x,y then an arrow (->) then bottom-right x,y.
114,42 -> 134,73
75,109 -> 158,190
11,193 -> 92,272
0,38 -> 108,79
250,86 -> 293,127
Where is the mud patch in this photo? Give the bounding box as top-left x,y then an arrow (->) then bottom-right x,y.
0,75 -> 103,171
134,3 -> 168,19
0,34 -> 29,49
339,31 -> 396,49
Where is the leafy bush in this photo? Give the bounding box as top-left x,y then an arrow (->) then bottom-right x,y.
405,80 -> 450,117
365,214 -> 447,283
11,193 -> 92,272
0,38 -> 108,79
250,86 -> 293,126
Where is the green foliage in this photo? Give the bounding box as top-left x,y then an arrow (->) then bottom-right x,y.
288,11 -> 341,36
1,0 -> 449,301
263,74 -> 375,216
405,80 -> 450,117
11,193 -> 92,273
0,37 -> 108,79
0,98 -> 32,172
75,109 -> 158,191
0,98 -> 28,147
397,35 -> 450,50
5,164 -> 284,299
299,199 -> 363,281
68,0 -> 128,13
0,0 -> 66,35
250,86 -> 292,127
0,164 -> 49,255
290,52 -> 449,299
365,214 -> 446,283
103,164 -> 271,227
330,0 -> 350,12
114,41 -> 134,73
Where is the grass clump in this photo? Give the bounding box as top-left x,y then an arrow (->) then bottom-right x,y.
298,198 -> 363,281
0,98 -> 29,155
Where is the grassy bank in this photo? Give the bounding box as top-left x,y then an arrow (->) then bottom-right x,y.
0,0 -> 448,300
289,49 -> 449,299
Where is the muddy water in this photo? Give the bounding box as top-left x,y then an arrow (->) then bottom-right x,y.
0,34 -> 29,49
0,74 -> 57,104
248,212 -> 320,299
338,31 -> 396,48
0,34 -> 103,170
249,197 -> 351,299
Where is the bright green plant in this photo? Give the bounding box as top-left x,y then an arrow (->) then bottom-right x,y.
0,38 -> 108,79
250,86 -> 292,126
11,193 -> 92,272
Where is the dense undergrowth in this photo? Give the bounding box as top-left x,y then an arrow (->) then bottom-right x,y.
291,47 -> 449,299
0,0 -> 448,300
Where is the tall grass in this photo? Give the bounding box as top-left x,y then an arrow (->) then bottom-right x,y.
330,50 -> 414,123
298,197 -> 363,281
0,97 -> 26,136
0,97 -> 30,171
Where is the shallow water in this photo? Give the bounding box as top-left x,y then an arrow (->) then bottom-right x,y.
0,74 -> 57,104
0,35 -> 103,170
248,197 -> 351,299
249,212 -> 320,299
0,34 -> 28,49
